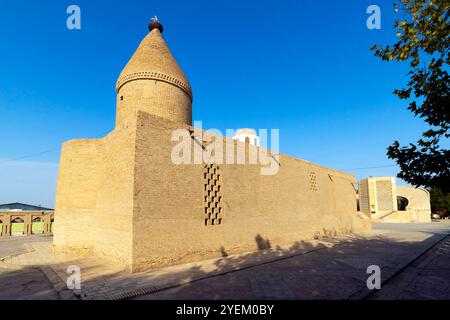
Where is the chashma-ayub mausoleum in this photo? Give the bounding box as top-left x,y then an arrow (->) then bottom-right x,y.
53,19 -> 371,273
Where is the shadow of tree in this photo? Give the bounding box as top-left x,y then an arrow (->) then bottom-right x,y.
0,227 -> 449,300
255,234 -> 271,250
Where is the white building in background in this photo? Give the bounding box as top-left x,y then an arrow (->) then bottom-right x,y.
233,128 -> 260,146
358,177 -> 431,222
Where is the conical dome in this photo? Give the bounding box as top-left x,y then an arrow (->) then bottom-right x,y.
116,28 -> 192,99
115,22 -> 193,127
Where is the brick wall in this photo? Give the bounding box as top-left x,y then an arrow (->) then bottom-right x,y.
130,112 -> 369,272
54,111 -> 371,272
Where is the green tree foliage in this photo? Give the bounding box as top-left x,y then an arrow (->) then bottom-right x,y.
429,187 -> 450,214
372,0 -> 450,192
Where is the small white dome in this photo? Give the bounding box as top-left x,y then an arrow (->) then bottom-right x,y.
233,128 -> 260,146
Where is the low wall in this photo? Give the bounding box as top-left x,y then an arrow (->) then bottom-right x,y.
0,211 -> 54,236
380,210 -> 431,223
396,186 -> 432,222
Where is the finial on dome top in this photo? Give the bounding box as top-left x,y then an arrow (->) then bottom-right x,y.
149,16 -> 164,33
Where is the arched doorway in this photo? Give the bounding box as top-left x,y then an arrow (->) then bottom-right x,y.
0,219 -> 3,236
11,218 -> 25,236
32,217 -> 44,234
397,196 -> 409,211
50,217 -> 54,233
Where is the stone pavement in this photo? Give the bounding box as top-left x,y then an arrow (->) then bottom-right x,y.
0,235 -> 51,260
136,222 -> 450,300
368,234 -> 450,299
2,236 -> 335,300
0,222 -> 449,300
0,235 -> 59,300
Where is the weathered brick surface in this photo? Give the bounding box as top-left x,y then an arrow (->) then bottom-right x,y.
130,112 -> 369,272
115,28 -> 192,128
54,112 -> 370,272
54,129 -> 136,269
53,139 -> 102,252
53,23 -> 371,273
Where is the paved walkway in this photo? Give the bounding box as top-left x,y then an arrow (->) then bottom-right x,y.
136,222 -> 450,300
1,222 -> 449,300
369,234 -> 450,299
0,235 -> 52,260
0,235 -> 59,300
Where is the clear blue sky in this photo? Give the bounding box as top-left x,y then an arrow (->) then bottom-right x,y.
0,0 -> 428,207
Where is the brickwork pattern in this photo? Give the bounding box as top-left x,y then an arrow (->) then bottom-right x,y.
54,23 -> 371,273
115,28 -> 192,127
309,172 -> 318,191
203,164 -> 223,226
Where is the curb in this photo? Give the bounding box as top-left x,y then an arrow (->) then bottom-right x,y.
39,264 -> 79,300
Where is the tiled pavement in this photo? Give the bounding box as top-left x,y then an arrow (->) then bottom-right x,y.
0,235 -> 51,260
0,267 -> 59,300
135,226 -> 450,300
0,235 -> 59,300
2,237 -> 335,300
1,222 -> 450,300
368,235 -> 450,300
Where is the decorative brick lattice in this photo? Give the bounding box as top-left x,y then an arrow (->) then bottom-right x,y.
309,172 -> 318,191
204,164 -> 223,225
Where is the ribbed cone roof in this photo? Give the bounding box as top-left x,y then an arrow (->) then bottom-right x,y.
116,28 -> 192,100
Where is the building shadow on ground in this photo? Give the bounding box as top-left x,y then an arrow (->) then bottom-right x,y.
0,230 -> 448,300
